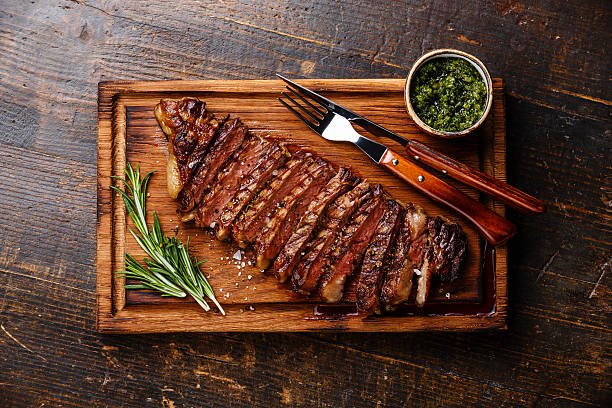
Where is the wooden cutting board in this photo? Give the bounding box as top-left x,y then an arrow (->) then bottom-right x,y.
97,79 -> 508,333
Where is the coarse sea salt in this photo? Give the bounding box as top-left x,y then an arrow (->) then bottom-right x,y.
233,250 -> 242,261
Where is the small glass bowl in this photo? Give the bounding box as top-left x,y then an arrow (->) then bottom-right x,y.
404,49 -> 493,138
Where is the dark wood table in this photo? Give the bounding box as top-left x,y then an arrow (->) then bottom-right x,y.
1,1 -> 609,406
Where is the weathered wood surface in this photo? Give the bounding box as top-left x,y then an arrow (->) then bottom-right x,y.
0,0 -> 610,406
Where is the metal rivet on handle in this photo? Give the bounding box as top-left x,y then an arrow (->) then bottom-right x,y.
417,175 -> 424,182
392,159 -> 399,165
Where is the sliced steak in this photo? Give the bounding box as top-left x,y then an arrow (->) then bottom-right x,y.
196,136 -> 271,228
216,144 -> 289,240
380,204 -> 428,311
232,151 -> 312,248
273,168 -> 358,283
415,217 -> 468,307
177,118 -> 248,216
319,185 -> 386,303
292,181 -> 373,295
355,199 -> 402,315
255,157 -> 333,269
154,98 -> 220,198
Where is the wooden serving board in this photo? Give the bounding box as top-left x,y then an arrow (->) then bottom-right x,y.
97,79 -> 508,333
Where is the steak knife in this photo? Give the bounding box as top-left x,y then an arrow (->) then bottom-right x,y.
277,74 -> 545,215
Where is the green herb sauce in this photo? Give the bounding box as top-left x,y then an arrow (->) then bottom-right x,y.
410,57 -> 487,132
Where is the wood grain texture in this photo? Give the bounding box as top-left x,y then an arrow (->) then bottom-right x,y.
0,0 -> 609,406
97,78 -> 507,332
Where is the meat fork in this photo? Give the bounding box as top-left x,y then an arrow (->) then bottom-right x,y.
277,74 -> 518,246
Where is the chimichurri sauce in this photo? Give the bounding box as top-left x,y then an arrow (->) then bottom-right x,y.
410,57 -> 487,132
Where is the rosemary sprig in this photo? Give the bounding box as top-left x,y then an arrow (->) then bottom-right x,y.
111,162 -> 225,315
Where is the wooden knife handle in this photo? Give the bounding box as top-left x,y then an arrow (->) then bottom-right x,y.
380,148 -> 517,246
406,140 -> 546,214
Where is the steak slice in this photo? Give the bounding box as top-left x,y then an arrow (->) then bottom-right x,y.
232,151 -> 312,248
196,136 -> 271,228
216,144 -> 289,240
154,98 -> 220,198
292,181 -> 373,295
415,217 -> 468,307
355,199 -> 403,315
177,117 -> 248,217
319,185 -> 386,303
273,168 -> 358,283
255,157 -> 334,269
380,204 -> 428,311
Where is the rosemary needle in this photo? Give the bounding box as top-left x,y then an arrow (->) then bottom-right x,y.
111,162 -> 225,315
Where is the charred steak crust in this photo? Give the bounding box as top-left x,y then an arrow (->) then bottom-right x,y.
416,216 -> 468,307
216,143 -> 289,241
292,181 -> 373,294
319,184 -> 386,303
196,136 -> 271,228
273,168 -> 359,283
427,218 -> 468,282
154,100 -> 470,310
177,117 -> 248,213
154,98 -> 219,187
255,157 -> 334,270
355,199 -> 403,315
379,204 -> 428,311
233,152 -> 311,248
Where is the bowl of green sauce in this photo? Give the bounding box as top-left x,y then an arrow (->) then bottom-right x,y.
405,49 -> 493,138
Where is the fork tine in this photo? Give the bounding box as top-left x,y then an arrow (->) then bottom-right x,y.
276,74 -> 331,110
278,97 -> 322,135
281,91 -> 322,124
285,86 -> 326,117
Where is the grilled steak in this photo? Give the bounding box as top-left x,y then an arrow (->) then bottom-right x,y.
154,98 -> 220,198
355,199 -> 402,315
380,204 -> 429,311
415,217 -> 468,307
273,168 -> 358,282
216,144 -> 289,240
177,117 -> 248,218
292,181 -> 373,295
154,101 -> 469,311
255,157 -> 333,269
233,152 -> 312,248
319,185 -> 386,303
196,136 -> 275,228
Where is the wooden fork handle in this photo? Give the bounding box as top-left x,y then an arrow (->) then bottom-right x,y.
406,140 -> 546,214
380,148 -> 517,246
